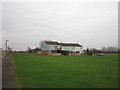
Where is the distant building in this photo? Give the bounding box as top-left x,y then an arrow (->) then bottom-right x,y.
38,40 -> 83,56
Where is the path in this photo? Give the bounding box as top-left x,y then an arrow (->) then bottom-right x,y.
2,56 -> 17,88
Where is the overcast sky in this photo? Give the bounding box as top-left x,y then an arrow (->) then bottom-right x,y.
1,0 -> 118,50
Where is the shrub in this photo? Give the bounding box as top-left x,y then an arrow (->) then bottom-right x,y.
57,49 -> 69,55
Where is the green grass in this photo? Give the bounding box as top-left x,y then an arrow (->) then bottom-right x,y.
11,53 -> 118,88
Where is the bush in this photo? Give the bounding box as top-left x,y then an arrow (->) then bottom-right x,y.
57,49 -> 69,55
57,49 -> 62,53
87,51 -> 93,55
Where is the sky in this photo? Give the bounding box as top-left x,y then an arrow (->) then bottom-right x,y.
1,0 -> 119,50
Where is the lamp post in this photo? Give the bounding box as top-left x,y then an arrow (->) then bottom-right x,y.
5,40 -> 9,56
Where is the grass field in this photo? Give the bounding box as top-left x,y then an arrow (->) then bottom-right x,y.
11,53 -> 118,88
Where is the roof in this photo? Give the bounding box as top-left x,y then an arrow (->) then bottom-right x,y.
60,43 -> 82,47
44,41 -> 59,45
44,41 -> 82,47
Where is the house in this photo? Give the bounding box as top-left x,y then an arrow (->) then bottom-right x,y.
60,43 -> 83,53
38,40 -> 83,56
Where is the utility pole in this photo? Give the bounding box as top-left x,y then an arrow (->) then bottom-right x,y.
5,40 -> 9,56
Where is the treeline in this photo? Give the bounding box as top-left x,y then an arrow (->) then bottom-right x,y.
100,46 -> 119,53
85,46 -> 119,54
27,47 -> 41,53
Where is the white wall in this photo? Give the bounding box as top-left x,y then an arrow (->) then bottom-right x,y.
48,45 -> 61,50
62,46 -> 83,53
40,41 -> 49,50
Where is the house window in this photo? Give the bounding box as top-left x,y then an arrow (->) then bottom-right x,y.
55,46 -> 58,49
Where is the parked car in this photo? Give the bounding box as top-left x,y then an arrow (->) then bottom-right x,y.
97,53 -> 104,56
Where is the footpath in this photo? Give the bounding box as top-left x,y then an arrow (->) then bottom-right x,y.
2,56 -> 17,89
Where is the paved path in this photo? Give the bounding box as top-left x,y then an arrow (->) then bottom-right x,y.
2,56 -> 17,88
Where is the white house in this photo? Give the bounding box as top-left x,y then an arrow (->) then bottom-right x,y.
39,40 -> 83,55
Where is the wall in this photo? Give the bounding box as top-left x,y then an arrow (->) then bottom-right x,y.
75,47 -> 83,52
40,41 -> 49,50
61,46 -> 83,53
48,45 -> 61,50
61,46 -> 75,51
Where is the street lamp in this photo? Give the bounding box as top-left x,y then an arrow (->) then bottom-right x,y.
5,40 -> 9,56
5,40 -> 9,51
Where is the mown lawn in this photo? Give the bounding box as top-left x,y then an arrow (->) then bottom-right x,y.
11,53 -> 118,88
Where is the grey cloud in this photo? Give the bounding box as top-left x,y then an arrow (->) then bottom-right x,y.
2,2 -> 118,50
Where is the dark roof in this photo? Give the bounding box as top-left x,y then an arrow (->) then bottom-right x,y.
60,43 -> 82,47
44,41 -> 59,45
44,41 -> 82,47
